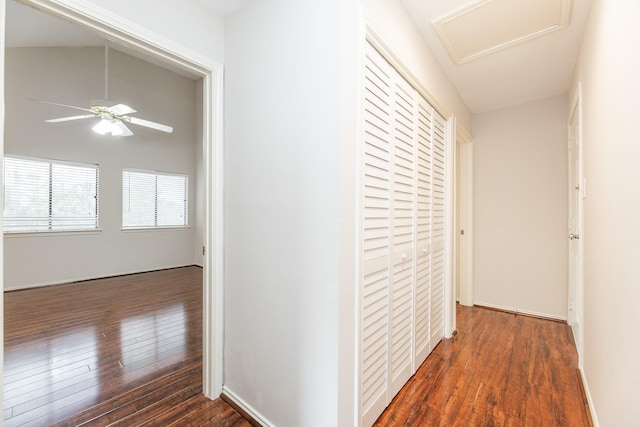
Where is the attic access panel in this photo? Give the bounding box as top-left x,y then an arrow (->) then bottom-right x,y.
432,0 -> 572,65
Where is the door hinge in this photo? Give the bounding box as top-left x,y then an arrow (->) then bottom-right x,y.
202,246 -> 206,256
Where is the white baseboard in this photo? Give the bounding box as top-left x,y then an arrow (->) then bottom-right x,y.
579,367 -> 600,427
222,386 -> 274,427
474,301 -> 568,322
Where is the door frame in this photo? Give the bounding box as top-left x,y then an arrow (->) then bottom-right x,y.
455,125 -> 473,307
0,0 -> 225,400
568,83 -> 584,367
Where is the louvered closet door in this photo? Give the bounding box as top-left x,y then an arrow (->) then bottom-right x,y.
361,40 -> 449,427
430,112 -> 447,347
414,98 -> 433,367
388,76 -> 416,398
361,43 -> 393,427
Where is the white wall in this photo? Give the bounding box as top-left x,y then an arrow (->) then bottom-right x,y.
224,1 -> 346,425
570,0 -> 640,424
473,95 -> 568,319
81,0 -> 225,62
4,47 -> 198,289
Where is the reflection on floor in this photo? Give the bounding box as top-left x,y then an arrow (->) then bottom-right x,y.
374,305 -> 593,426
4,266 -> 208,426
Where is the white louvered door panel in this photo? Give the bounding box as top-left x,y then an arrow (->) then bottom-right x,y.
388,76 -> 416,398
361,40 -> 450,427
430,112 -> 447,348
414,98 -> 433,368
361,43 -> 393,427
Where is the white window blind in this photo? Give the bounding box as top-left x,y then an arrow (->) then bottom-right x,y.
122,169 -> 187,228
3,156 -> 99,232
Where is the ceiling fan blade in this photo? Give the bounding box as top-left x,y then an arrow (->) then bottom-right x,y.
114,120 -> 134,137
109,104 -> 137,116
45,114 -> 96,123
34,100 -> 94,114
128,117 -> 174,133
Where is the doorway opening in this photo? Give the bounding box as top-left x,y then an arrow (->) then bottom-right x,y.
1,0 -> 224,418
567,84 -> 584,367
455,126 -> 473,307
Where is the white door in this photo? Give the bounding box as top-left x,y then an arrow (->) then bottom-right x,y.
360,40 -> 450,427
456,139 -> 473,307
360,43 -> 393,427
388,77 -> 416,397
430,113 -> 447,347
413,98 -> 433,368
567,93 -> 584,364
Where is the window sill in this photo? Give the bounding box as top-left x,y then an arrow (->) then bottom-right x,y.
4,229 -> 103,238
121,226 -> 191,233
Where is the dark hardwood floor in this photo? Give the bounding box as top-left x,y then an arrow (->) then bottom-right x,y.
374,305 -> 593,426
4,266 -> 249,426
6,271 -> 591,426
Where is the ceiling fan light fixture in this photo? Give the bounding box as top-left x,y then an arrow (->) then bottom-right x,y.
37,43 -> 173,137
93,118 -> 123,136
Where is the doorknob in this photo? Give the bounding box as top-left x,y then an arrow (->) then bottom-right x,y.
569,234 -> 580,240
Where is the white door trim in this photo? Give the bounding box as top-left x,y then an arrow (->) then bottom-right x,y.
568,83 -> 584,367
0,0 -> 6,410
444,117 -> 456,337
456,126 -> 474,307
2,0 -> 225,399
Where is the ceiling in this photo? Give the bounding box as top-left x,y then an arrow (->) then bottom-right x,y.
5,0 -> 206,79
401,0 -> 592,113
195,0 -> 245,16
7,0 -> 591,114
5,0 -> 244,48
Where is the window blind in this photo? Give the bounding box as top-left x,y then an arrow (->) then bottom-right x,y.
122,169 -> 187,228
3,156 -> 99,232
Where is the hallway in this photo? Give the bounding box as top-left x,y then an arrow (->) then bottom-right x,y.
374,305 -> 592,426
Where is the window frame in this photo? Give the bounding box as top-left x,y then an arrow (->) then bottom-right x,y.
3,155 -> 100,235
121,168 -> 189,230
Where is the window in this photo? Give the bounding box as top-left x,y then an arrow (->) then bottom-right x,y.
4,156 -> 99,233
122,169 -> 187,228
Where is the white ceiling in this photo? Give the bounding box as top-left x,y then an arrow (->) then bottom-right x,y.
432,0 -> 571,65
5,0 -> 244,49
5,1 -> 203,79
7,0 -> 591,114
195,0 -> 245,16
401,0 -> 592,113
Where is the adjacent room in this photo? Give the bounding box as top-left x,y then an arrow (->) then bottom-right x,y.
3,1 -> 207,424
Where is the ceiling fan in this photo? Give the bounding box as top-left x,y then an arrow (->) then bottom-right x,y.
39,43 -> 173,137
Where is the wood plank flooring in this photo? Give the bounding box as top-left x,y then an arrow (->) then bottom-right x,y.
4,266 -> 249,426
374,305 -> 593,426
6,271 -> 591,426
